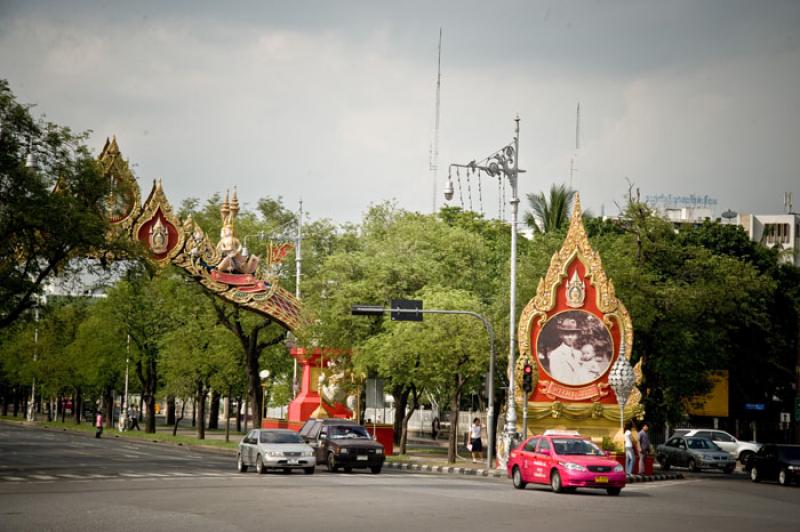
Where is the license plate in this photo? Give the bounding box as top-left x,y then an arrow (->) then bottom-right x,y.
287,459 -> 299,465
595,476 -> 609,483
357,456 -> 368,461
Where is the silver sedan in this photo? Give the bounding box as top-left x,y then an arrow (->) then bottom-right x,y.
237,429 -> 316,474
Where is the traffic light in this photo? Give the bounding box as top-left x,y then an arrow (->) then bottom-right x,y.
522,363 -> 533,393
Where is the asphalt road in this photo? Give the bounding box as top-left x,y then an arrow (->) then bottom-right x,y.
1,423 -> 798,532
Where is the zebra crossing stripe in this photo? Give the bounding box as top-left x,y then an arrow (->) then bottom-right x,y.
29,475 -> 57,480
1,476 -> 25,481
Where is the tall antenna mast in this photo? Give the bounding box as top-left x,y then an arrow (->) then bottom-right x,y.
570,102 -> 580,186
430,28 -> 442,212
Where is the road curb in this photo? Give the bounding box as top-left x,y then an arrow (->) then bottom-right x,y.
385,460 -> 684,482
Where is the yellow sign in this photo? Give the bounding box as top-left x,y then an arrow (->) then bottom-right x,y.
686,371 -> 729,417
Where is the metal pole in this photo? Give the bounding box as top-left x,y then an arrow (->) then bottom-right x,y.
502,115 -> 521,467
293,199 -> 303,398
27,306 -> 39,422
120,334 -> 130,431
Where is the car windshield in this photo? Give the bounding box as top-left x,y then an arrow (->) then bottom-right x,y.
329,425 -> 371,439
260,431 -> 304,444
778,447 -> 800,460
552,438 -> 603,456
686,438 -> 720,451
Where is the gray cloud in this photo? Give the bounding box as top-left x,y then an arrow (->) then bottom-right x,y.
1,0 -> 798,223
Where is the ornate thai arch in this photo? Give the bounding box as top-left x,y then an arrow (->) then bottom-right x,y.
98,137 -> 304,332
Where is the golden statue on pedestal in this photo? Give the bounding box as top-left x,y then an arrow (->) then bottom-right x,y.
215,189 -> 259,275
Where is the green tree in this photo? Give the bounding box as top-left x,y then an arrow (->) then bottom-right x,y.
0,80 -> 132,330
523,184 -> 575,234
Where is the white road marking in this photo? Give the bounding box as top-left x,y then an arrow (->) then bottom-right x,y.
29,474 -> 57,480
119,473 -> 148,477
1,476 -> 25,481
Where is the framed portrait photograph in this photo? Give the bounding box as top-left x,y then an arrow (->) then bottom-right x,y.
536,310 -> 613,386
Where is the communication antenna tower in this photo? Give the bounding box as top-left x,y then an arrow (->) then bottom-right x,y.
430,28 -> 442,212
570,102 -> 581,186
785,192 -> 793,213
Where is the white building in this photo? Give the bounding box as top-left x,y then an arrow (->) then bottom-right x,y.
736,212 -> 800,267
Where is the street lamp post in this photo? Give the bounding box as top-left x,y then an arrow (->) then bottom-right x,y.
26,305 -> 39,422
445,116 -> 524,468
119,334 -> 130,431
352,304 -> 497,470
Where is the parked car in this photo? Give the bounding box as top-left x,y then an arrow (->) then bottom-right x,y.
237,429 -> 316,475
299,418 -> 385,474
507,430 -> 626,496
745,444 -> 800,486
671,428 -> 761,465
656,436 -> 736,473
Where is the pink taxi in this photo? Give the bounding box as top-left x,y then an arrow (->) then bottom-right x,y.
508,430 -> 626,495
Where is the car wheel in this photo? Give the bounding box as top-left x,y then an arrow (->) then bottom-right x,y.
512,466 -> 527,489
343,466 -> 353,473
607,487 -> 621,496
256,455 -> 266,475
750,466 -> 761,483
236,454 -> 248,473
370,465 -> 382,474
739,451 -> 753,466
304,467 -> 315,475
658,455 -> 670,471
688,458 -> 700,472
326,453 -> 339,472
778,468 -> 789,486
550,470 -> 563,493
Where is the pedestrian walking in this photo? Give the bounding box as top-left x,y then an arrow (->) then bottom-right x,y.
638,422 -> 650,474
95,411 -> 103,438
128,407 -> 140,430
469,417 -> 483,463
623,422 -> 634,474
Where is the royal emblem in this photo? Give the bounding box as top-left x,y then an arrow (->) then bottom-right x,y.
565,270 -> 586,308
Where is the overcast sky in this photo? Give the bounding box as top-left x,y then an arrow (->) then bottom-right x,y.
2,1 -> 798,225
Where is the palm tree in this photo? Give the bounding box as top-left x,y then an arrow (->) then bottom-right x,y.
524,184 -> 576,234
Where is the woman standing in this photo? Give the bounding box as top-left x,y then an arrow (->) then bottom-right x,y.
95,411 -> 104,439
469,418 -> 483,463
623,422 -> 634,474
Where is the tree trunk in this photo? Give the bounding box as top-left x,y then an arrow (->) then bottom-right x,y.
208,390 -> 221,430
73,388 -> 81,424
145,393 -> 156,433
399,387 -> 420,455
104,388 -> 114,429
172,400 -> 186,437
191,398 -> 196,428
166,396 -> 176,426
391,385 -> 410,445
447,372 -> 463,464
196,382 -> 207,440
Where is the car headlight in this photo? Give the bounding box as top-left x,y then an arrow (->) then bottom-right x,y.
303,450 -> 314,457
338,448 -> 349,454
789,465 -> 798,471
613,464 -> 624,472
559,462 -> 586,471
375,449 -> 384,455
266,451 -> 283,457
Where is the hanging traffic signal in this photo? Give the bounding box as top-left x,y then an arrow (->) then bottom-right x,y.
522,363 -> 533,393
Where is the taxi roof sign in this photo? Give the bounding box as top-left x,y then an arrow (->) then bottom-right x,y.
543,430 -> 581,436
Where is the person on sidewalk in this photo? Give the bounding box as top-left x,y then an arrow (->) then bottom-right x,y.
128,407 -> 140,430
638,422 -> 650,474
95,411 -> 103,438
623,422 -> 634,474
631,421 -> 642,473
469,418 -> 483,463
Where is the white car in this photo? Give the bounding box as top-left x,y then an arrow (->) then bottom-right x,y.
672,429 -> 761,465
237,429 -> 316,474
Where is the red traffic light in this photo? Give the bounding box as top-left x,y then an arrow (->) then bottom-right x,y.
523,363 -> 533,375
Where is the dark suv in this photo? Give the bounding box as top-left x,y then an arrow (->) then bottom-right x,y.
299,418 -> 385,474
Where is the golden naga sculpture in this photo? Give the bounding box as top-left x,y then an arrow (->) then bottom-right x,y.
98,137 -> 304,332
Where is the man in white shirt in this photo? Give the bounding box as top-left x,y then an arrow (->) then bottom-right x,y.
548,318 -> 584,385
